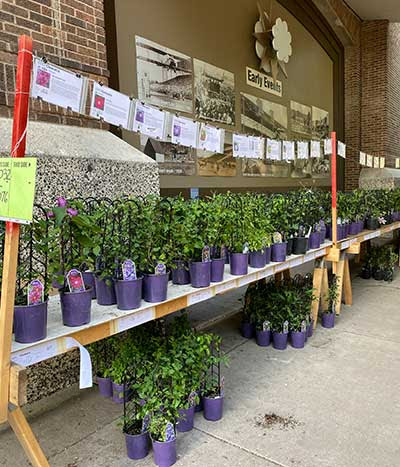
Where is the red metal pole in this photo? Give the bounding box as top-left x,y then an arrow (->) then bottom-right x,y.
331,131 -> 337,246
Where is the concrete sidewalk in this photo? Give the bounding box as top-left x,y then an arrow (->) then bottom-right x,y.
1,272 -> 400,466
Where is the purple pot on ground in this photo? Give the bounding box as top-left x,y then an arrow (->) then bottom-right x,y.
322,312 -> 335,328
203,396 -> 224,421
177,406 -> 195,432
152,438 -> 177,467
308,232 -> 321,250
112,381 -> 131,404
82,271 -> 96,299
190,261 -> 211,288
60,288 -> 92,327
349,222 -> 359,235
171,260 -> 190,285
249,250 -> 266,268
125,431 -> 150,460
195,393 -> 203,412
97,375 -> 112,397
240,321 -> 255,338
271,243 -> 287,262
115,277 -> 143,310
272,331 -> 288,350
290,331 -> 306,349
230,253 -> 248,275
143,273 -> 169,303
95,276 -> 116,306
256,329 -> 271,347
211,258 -> 225,282
14,301 -> 48,343
265,246 -> 272,264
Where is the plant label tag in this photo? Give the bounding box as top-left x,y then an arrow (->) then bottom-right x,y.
142,414 -> 150,434
301,320 -> 307,332
155,263 -> 166,275
243,242 -> 249,254
273,232 -> 282,243
202,245 -> 211,262
306,226 -> 312,238
188,390 -> 197,407
66,269 -> 85,293
283,320 -> 289,334
263,320 -> 271,331
27,279 -> 44,305
122,259 -> 137,281
165,422 -> 176,442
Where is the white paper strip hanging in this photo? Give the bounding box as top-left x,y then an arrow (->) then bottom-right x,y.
310,141 -> 321,158
282,141 -> 295,161
266,139 -> 281,161
373,156 -> 380,168
31,57 -> 88,114
297,141 -> 309,160
90,82 -> 133,129
396,159 -> 400,169
132,101 -> 166,139
198,124 -> 225,153
380,157 -> 385,169
171,115 -> 199,148
324,138 -> 332,155
337,141 -> 346,158
359,151 -> 366,166
366,154 -> 373,167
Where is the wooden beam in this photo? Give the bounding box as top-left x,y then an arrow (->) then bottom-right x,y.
8,407 -> 49,467
325,247 -> 340,263
283,268 -> 291,281
334,252 -> 346,314
343,257 -> 353,305
311,261 -> 324,329
321,266 -> 329,312
155,296 -> 188,319
348,242 -> 360,255
9,364 -> 27,407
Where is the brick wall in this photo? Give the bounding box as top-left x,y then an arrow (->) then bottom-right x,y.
0,0 -> 109,127
387,23 -> 400,167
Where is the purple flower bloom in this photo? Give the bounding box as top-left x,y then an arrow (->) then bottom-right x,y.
57,197 -> 67,208
67,208 -> 78,217
47,210 -> 54,218
165,422 -> 175,442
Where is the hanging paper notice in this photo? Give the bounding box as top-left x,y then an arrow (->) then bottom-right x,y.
31,58 -> 87,114
366,154 -> 373,167
282,141 -> 295,161
90,82 -> 133,129
324,138 -> 332,155
266,139 -> 281,161
233,134 -> 250,158
0,158 -> 37,224
297,141 -> 309,160
250,136 -> 265,159
133,101 -> 166,139
65,337 -> 92,389
171,115 -> 199,148
396,159 -> 400,169
359,152 -> 366,166
373,156 -> 380,168
337,141 -> 346,158
310,141 -> 321,158
380,157 -> 385,169
198,124 -> 224,153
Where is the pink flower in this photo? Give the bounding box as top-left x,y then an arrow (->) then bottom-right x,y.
57,197 -> 67,208
67,208 -> 78,217
47,210 -> 54,218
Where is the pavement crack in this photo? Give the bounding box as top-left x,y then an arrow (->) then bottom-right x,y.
341,329 -> 400,345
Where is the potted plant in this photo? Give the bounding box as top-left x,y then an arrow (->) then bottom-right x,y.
149,413 -> 177,467
122,402 -> 150,460
203,375 -> 224,422
322,274 -> 338,328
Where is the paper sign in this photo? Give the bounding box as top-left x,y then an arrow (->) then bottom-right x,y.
396,159 -> 400,169
257,268 -> 274,279
31,58 -> 87,113
12,341 -> 58,366
373,156 -> 380,168
117,308 -> 155,332
171,115 -> 198,148
188,289 -> 213,305
380,157 -> 385,169
90,82 -> 133,129
238,273 -> 257,287
198,124 -> 224,153
215,281 -> 236,294
337,141 -> 346,159
0,158 -> 37,224
65,337 -> 92,389
133,101 -> 166,139
282,141 -> 295,161
250,136 -> 265,159
366,154 -> 373,167
297,141 -> 309,160
190,187 -> 199,199
266,139 -> 281,161
310,141 -> 321,158
359,152 -> 366,166
324,138 -> 332,155
233,134 -> 251,158
122,260 -> 136,281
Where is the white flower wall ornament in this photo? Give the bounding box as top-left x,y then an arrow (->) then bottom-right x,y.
272,18 -> 292,63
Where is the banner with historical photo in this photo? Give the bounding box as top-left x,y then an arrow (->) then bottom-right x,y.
311,106 -> 329,139
194,59 -> 235,125
290,100 -> 312,137
136,36 -> 193,113
141,137 -> 196,176
197,143 -> 237,177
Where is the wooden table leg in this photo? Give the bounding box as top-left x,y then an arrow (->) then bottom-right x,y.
343,257 -> 353,306
321,266 -> 329,312
334,252 -> 346,315
8,407 -> 49,467
311,260 -> 324,329
274,272 -> 283,283
283,268 -> 291,281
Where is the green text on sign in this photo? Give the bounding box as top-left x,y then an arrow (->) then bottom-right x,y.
0,158 -> 37,224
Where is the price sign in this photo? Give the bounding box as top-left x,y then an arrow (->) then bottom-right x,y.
0,158 -> 37,224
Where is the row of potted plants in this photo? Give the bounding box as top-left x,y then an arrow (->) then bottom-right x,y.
12,187 -> 400,345
360,244 -> 399,282
88,316 -> 228,467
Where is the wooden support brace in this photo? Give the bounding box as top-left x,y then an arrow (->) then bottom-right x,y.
325,247 -> 340,263
348,242 -> 360,255
274,272 -> 283,283
311,260 -> 324,329
334,252 -> 346,314
283,268 -> 291,281
8,407 -> 49,467
343,257 -> 352,306
9,363 -> 27,407
321,266 -> 329,312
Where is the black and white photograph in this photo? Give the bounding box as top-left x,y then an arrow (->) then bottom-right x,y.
136,36 -> 193,113
290,100 -> 312,137
194,59 -> 235,125
142,137 -> 196,176
197,144 -> 237,177
312,106 -> 329,139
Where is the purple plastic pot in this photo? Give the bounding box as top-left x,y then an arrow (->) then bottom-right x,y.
60,288 -> 92,327
308,232 -> 321,250
326,225 -> 332,240
152,438 -> 177,467
290,331 -> 306,349
195,392 -> 203,412
265,246 -> 272,264
97,376 -> 112,397
240,321 -> 255,339
230,253 -> 248,275
203,395 -> 224,421
349,222 -> 359,236
125,431 -> 150,460
320,227 -> 327,243
14,301 -> 48,343
271,243 -> 287,262
95,276 -> 116,306
272,331 -> 288,350
211,258 -> 225,282
143,273 -> 169,303
171,260 -> 190,285
177,405 -> 195,432
82,271 -> 96,299
286,238 -> 294,256
256,329 -> 271,347
307,321 -> 314,338
344,224 -> 350,237
322,312 -> 335,328
114,277 -> 143,310
190,261 -> 211,288
293,237 -> 308,255
112,381 -> 131,404
249,250 -> 266,268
